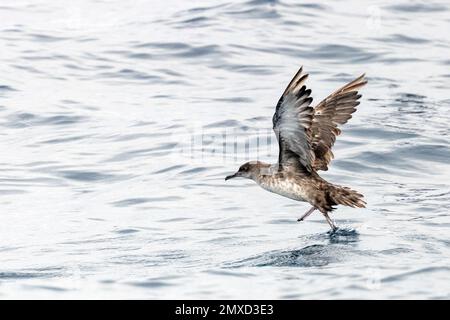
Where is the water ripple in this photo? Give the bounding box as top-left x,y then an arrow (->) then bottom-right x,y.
1,0 -> 449,299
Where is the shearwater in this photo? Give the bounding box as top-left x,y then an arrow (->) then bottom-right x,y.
225,66 -> 367,230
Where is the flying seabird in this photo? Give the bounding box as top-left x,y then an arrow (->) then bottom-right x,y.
225,67 -> 367,230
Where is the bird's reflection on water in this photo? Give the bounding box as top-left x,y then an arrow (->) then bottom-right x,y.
326,227 -> 359,244
229,228 -> 359,268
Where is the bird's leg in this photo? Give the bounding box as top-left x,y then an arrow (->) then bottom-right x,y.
297,207 -> 316,222
323,212 -> 337,231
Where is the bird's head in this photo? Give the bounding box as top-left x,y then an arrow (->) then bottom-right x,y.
225,161 -> 270,181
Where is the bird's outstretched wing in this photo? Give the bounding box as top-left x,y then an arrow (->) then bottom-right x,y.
310,74 -> 367,171
272,66 -> 315,172
272,67 -> 367,173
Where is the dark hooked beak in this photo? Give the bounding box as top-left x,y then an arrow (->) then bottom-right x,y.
225,172 -> 238,181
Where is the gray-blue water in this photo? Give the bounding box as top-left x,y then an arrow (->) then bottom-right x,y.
1,0 -> 449,299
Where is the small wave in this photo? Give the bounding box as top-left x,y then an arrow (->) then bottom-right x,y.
106,143 -> 178,162
3,112 -> 86,128
382,266 -> 450,283
58,170 -> 122,182
387,34 -> 430,45
114,228 -> 140,234
28,33 -> 68,42
152,164 -> 186,174
229,244 -> 338,267
127,279 -> 175,288
0,85 -> 17,93
0,267 -> 65,280
308,44 -> 379,63
386,3 -> 448,13
111,196 -> 183,207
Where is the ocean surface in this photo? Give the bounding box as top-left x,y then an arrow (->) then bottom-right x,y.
0,0 -> 449,299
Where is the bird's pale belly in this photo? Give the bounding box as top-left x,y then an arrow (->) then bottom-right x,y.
258,179 -> 308,202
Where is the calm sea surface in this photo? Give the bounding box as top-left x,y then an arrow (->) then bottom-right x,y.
0,0 -> 449,299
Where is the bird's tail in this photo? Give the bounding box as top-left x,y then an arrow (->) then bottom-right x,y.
327,184 -> 366,210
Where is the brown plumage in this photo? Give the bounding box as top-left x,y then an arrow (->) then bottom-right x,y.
225,67 -> 367,230
311,73 -> 367,171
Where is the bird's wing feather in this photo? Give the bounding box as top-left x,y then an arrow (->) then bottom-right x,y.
310,74 -> 367,171
272,67 -> 315,172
